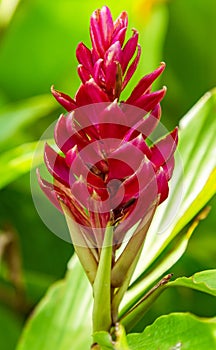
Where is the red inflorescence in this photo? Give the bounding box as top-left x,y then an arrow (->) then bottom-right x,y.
38,6 -> 178,249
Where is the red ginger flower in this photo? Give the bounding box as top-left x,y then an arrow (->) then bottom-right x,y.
38,6 -> 178,259
38,102 -> 177,248
51,6 -> 166,111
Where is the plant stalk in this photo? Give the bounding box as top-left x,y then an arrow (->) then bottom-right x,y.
93,225 -> 114,332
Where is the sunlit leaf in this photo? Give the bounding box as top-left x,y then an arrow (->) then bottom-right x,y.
0,0 -> 21,30
120,267 -> 216,330
127,313 -> 216,350
120,89 -> 216,316
17,255 -> 93,350
168,269 -> 216,296
132,89 -> 216,282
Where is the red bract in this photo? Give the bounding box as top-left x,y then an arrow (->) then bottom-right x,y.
51,6 -> 165,110
38,104 -> 178,249
38,6 -> 178,256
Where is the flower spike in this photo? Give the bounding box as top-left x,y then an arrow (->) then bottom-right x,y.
38,6 -> 179,335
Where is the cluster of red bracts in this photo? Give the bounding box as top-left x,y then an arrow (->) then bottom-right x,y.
38,6 -> 178,259
51,6 -> 166,111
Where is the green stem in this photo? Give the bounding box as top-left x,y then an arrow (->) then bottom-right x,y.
111,202 -> 157,288
111,203 -> 158,322
111,244 -> 143,324
93,225 -> 114,332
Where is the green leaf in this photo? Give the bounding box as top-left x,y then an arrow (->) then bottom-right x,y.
133,89 -> 216,280
120,207 -> 211,318
168,269 -> 216,296
0,0 -> 21,31
0,95 -> 56,150
120,89 -> 216,318
0,141 -> 44,189
121,269 -> 216,331
16,255 -> 93,350
93,324 -> 130,350
120,274 -> 172,332
114,324 -> 131,350
93,332 -> 115,350
126,89 -> 216,281
127,313 -> 216,350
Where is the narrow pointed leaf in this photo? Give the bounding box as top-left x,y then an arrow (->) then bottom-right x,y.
120,206 -> 211,316
131,90 -> 216,284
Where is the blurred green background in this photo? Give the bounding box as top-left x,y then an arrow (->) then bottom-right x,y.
0,0 -> 215,348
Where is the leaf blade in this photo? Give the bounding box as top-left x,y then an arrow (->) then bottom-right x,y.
168,269 -> 216,296
16,255 -> 93,350
132,90 -> 216,283
127,313 -> 216,350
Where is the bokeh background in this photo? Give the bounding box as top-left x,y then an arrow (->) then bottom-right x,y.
0,0 -> 215,348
